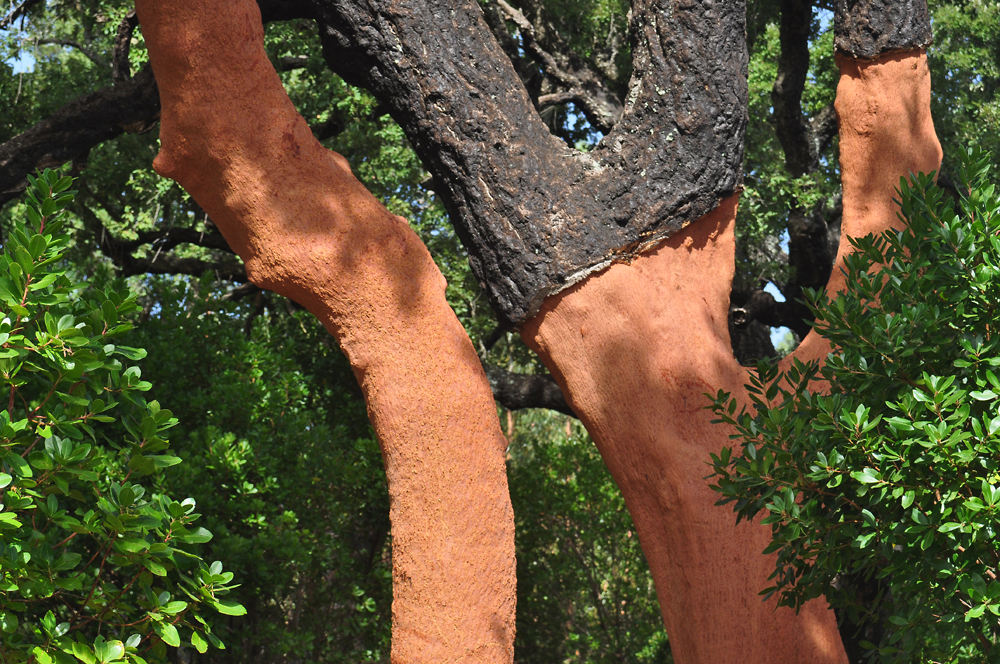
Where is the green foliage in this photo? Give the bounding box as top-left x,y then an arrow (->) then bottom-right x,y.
0,171 -> 242,664
130,280 -> 393,663
508,412 -> 670,664
709,149 -> 1000,661
930,0 -> 1000,177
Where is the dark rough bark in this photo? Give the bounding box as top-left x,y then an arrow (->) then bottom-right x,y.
0,68 -> 160,206
729,317 -> 779,366
833,0 -> 932,59
482,363 -> 575,416
309,0 -> 747,326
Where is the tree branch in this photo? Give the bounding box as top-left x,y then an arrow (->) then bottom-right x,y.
729,289 -> 805,331
771,0 -> 813,177
810,103 -> 838,157
495,0 -> 622,133
36,38 -> 110,70
0,0 -> 41,30
73,186 -> 245,281
313,0 -> 745,326
112,10 -> 139,83
0,68 -> 160,206
276,54 -> 309,71
481,363 -> 575,416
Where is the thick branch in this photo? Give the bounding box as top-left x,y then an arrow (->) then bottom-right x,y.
112,10 -> 139,83
810,103 -> 838,157
729,289 -> 804,331
311,0 -> 746,326
0,68 -> 160,206
75,197 -> 245,280
276,54 -> 310,71
482,363 -> 575,416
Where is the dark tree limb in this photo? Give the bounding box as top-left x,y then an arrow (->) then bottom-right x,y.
772,0 -> 814,178
730,289 -> 807,331
72,186 -> 245,280
223,282 -> 262,301
112,10 -> 140,83
277,54 -> 310,71
810,103 -> 838,158
311,0 -> 746,326
0,0 -> 42,30
118,253 -> 247,280
482,363 -> 575,416
0,68 -> 160,206
834,0 -> 932,59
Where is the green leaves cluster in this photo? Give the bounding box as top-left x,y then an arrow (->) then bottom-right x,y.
0,171 -> 242,664
709,149 -> 1000,662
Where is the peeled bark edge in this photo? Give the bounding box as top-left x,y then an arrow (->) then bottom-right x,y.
833,0 -> 932,59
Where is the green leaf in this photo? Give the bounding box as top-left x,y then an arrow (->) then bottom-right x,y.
0,512 -> 24,529
160,601 -> 188,615
33,647 -> 54,664
142,558 -> 168,576
156,623 -> 180,648
851,468 -> 881,484
71,642 -> 97,664
5,452 -> 32,478
179,527 -> 213,544
190,631 -> 208,654
211,599 -> 247,616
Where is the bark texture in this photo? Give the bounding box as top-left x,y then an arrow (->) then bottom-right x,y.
833,0 -> 933,59
521,48 -> 941,664
310,0 -> 747,325
135,1 -> 516,661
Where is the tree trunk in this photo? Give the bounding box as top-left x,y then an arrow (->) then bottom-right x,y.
133,0 -> 943,662
134,1 -> 516,662
522,45 -> 942,664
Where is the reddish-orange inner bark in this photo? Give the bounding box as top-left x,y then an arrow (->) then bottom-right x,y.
522,50 -> 941,664
135,1 -> 515,662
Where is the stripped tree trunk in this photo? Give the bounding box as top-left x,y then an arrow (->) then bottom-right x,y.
135,0 -> 941,662
522,50 -> 941,664
135,1 -> 516,661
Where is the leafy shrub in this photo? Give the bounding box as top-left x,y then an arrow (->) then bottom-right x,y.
0,171 -> 242,664
709,149 -> 1000,662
